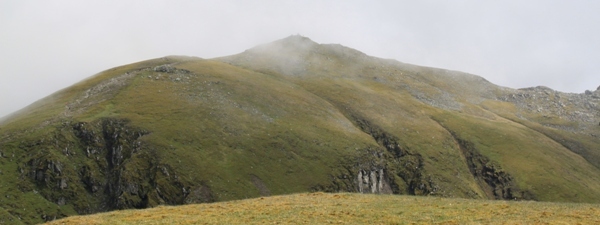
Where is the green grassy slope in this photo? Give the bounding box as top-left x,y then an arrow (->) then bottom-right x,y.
0,35 -> 599,224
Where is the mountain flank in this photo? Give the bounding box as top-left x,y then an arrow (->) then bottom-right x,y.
0,35 -> 599,224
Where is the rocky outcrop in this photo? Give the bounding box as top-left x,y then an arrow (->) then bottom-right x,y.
152,64 -> 191,75
357,169 -> 389,194
347,113 -> 437,196
18,118 -> 211,215
65,72 -> 137,117
404,83 -> 463,111
586,85 -> 600,95
500,86 -> 600,131
448,131 -> 534,200
153,64 -> 176,73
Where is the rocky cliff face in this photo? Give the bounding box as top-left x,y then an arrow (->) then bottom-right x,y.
18,118 -> 205,215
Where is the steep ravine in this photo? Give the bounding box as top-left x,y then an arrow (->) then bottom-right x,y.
349,114 -> 436,195
18,118 -> 209,219
435,121 -> 535,200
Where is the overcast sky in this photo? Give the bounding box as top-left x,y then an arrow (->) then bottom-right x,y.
2,0 -> 599,118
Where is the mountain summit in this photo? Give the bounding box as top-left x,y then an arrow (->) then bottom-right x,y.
1,36 -> 600,224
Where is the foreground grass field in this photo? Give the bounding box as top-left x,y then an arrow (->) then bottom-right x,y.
47,193 -> 600,224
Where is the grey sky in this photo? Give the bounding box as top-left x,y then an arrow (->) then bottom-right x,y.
2,0 -> 599,118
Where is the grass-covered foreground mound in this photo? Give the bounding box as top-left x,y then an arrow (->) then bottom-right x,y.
47,192 -> 600,224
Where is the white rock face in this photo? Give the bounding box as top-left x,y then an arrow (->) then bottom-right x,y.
357,169 -> 391,194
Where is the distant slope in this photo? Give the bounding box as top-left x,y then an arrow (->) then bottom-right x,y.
0,35 -> 599,224
46,193 -> 600,225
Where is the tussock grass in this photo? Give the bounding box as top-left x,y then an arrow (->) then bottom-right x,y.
47,193 -> 600,224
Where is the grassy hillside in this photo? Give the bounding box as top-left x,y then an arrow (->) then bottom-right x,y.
0,35 -> 599,224
47,192 -> 600,224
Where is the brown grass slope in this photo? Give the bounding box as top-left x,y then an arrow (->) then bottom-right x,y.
47,193 -> 600,225
0,35 -> 599,224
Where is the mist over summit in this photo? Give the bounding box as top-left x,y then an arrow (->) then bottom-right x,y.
0,36 -> 599,224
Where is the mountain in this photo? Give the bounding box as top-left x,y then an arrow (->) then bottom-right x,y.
1,35 -> 599,224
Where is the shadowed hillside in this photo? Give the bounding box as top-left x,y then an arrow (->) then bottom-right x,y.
0,35 -> 599,224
